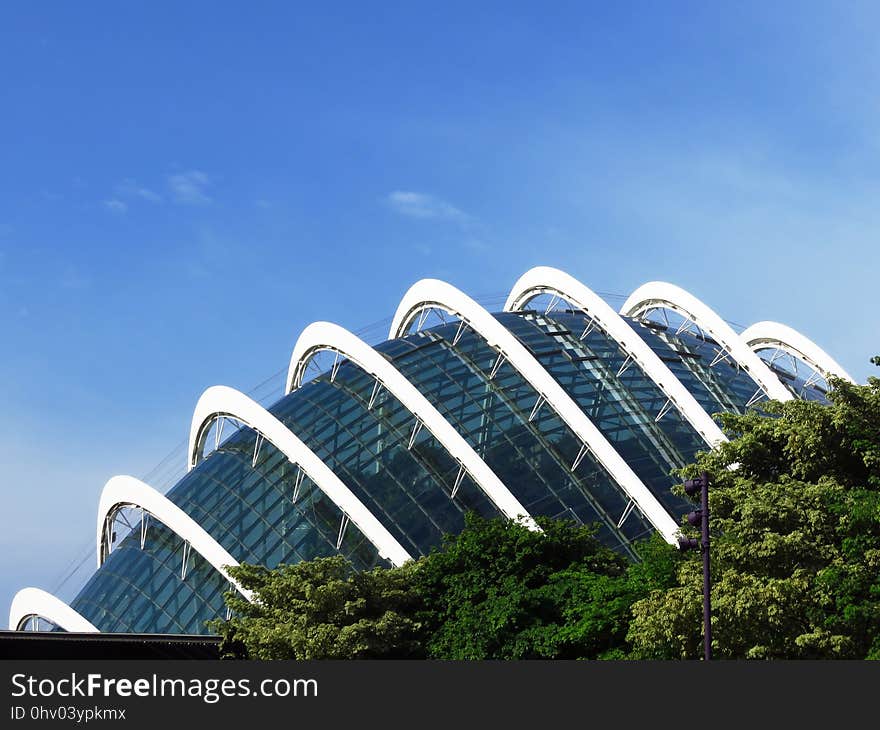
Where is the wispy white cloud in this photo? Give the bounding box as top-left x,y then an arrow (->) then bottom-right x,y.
103,199 -> 128,214
168,170 -> 212,205
116,178 -> 162,203
101,178 -> 161,212
386,191 -> 469,222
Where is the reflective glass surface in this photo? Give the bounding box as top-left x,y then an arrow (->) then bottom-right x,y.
269,362 -> 501,557
169,439 -> 384,571
625,315 -> 830,409
69,302 -> 834,634
754,349 -> 831,404
502,310 -> 704,516
626,317 -> 775,412
72,521 -> 227,634
382,322 -> 655,557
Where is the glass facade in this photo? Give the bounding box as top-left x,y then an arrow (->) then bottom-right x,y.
625,317 -> 830,410
72,520 -> 228,634
382,322 -> 655,557
58,301 -> 832,635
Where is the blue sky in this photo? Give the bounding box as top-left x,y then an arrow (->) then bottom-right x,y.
2,2 -> 879,617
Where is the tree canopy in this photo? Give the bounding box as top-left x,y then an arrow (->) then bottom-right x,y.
416,515 -> 678,659
211,516 -> 680,659
208,557 -> 424,659
628,371 -> 880,659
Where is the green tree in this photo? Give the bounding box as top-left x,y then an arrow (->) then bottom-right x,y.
211,515 -> 680,659
416,514 -> 679,659
208,556 -> 425,659
535,532 -> 682,659
628,368 -> 880,659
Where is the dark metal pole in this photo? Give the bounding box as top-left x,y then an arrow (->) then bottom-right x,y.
700,470 -> 712,661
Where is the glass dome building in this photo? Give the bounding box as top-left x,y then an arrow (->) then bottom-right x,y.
8,267 -> 854,635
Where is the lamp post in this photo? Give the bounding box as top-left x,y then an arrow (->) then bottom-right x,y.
677,471 -> 711,660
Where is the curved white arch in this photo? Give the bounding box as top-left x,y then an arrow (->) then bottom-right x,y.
96,475 -> 253,601
9,587 -> 99,632
741,320 -> 855,384
285,321 -> 536,529
621,282 -> 793,403
188,385 -> 412,566
504,266 -> 728,448
389,278 -> 681,543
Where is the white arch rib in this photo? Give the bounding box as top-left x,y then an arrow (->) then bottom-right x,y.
96,475 -> 253,601
741,320 -> 855,384
9,587 -> 99,632
389,278 -> 681,544
621,282 -> 793,403
188,385 -> 412,566
285,321 -> 536,528
504,266 -> 728,449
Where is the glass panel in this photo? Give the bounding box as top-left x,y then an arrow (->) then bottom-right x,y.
268,359 -> 500,557
379,324 -> 655,557
754,348 -> 831,404
625,316 -> 770,412
498,310 -> 704,516
72,521 -> 227,634
169,441 -> 382,572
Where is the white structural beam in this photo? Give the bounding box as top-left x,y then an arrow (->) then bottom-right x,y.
96,475 -> 253,601
188,385 -> 412,566
504,266 -> 728,449
286,321 -> 537,529
621,282 -> 793,403
389,278 -> 681,544
9,587 -> 99,632
741,320 -> 855,384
